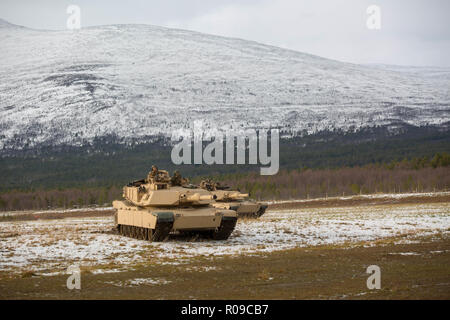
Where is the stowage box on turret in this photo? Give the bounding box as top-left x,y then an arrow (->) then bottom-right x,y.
113,167 -> 238,241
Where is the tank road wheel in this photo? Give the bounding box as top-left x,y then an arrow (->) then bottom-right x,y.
139,227 -> 146,240
150,222 -> 172,242
147,228 -> 154,241
144,228 -> 149,240
129,226 -> 133,238
211,217 -> 237,240
136,227 -> 141,239
118,224 -> 171,242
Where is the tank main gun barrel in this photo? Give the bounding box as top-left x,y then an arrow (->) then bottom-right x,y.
226,192 -> 249,199
180,193 -> 216,203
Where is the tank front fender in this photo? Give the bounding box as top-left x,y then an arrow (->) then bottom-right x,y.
219,209 -> 238,220
222,215 -> 238,221
152,211 -> 174,223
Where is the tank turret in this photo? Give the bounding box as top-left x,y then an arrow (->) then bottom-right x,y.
122,174 -> 215,207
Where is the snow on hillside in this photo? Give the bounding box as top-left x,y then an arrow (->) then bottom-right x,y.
0,19 -> 449,150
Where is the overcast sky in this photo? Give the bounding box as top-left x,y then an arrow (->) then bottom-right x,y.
1,0 -> 449,67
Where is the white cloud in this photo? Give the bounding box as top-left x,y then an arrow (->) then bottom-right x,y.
1,0 -> 449,66
165,0 -> 450,66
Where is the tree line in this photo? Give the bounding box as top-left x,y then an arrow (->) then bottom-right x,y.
0,153 -> 448,211
213,153 -> 450,200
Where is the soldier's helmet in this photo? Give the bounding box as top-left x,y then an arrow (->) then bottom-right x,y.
171,170 -> 182,185
200,179 -> 216,191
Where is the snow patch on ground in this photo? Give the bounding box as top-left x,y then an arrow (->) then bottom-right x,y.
105,278 -> 171,287
267,191 -> 450,204
185,266 -> 219,272
388,252 -> 421,256
91,268 -> 123,275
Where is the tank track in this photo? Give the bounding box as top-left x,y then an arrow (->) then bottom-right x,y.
117,221 -> 172,242
238,204 -> 268,219
178,217 -> 237,240
255,204 -> 268,218
210,217 -> 237,240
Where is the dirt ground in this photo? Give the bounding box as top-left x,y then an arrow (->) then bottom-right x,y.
0,234 -> 448,299
0,192 -> 448,300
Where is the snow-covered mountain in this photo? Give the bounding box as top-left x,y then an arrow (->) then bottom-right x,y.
0,18 -> 449,150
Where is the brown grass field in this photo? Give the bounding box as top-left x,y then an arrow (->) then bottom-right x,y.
0,193 -> 448,300
0,234 -> 448,299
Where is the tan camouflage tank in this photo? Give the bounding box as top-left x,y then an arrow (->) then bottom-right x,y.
112,166 -> 238,241
200,179 -> 268,218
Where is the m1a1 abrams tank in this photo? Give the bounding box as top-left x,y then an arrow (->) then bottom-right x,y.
112,166 -> 238,241
200,179 -> 268,218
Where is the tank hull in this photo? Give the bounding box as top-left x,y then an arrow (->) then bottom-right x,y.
113,200 -> 237,241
